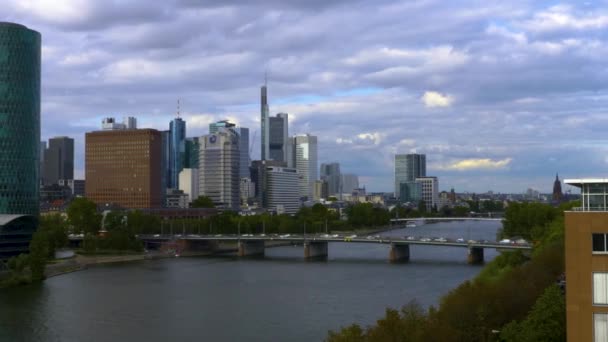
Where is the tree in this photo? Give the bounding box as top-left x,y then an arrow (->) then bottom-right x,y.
67,197 -> 102,234
38,214 -> 68,258
29,230 -> 49,281
191,196 -> 215,208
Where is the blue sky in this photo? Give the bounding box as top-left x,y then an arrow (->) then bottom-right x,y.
3,0 -> 608,193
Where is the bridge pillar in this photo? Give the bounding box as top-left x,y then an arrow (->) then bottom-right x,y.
468,247 -> 484,264
304,241 -> 328,260
238,240 -> 265,257
389,243 -> 410,263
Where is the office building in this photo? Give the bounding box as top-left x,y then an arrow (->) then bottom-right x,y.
564,179 -> 608,342
184,137 -> 199,169
178,168 -> 199,204
291,134 -> 318,201
236,127 -> 250,178
85,129 -> 162,209
250,159 -> 286,208
209,120 -> 235,134
416,176 -> 438,210
39,141 -> 46,185
58,179 -> 85,197
395,153 -> 426,198
240,177 -> 255,206
266,166 -> 300,214
399,181 -> 422,203
269,113 -> 288,162
341,174 -> 359,194
165,189 -> 189,209
261,82 -> 270,160
160,130 -> 171,205
101,116 -> 136,130
169,117 -> 186,189
314,180 -> 329,201
43,136 -> 74,186
320,162 -> 341,196
199,129 -> 240,211
0,22 -> 40,217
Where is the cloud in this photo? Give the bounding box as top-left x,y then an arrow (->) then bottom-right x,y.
439,158 -> 513,171
421,91 -> 453,107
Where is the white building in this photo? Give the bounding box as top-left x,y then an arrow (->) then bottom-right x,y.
199,128 -> 240,211
291,134 -> 318,201
416,176 -> 439,211
240,177 -> 255,205
178,168 -> 199,204
266,166 -> 300,214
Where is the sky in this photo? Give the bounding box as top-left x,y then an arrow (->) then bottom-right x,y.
3,0 -> 608,194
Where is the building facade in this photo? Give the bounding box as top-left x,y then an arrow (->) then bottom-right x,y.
416,176 -> 438,210
236,127 -> 250,178
184,137 -> 199,169
85,129 -> 162,209
565,179 -> 608,342
43,136 -> 74,186
260,83 -> 270,160
269,113 -> 288,162
314,180 -> 329,201
169,117 -> 186,189
266,166 -> 300,214
0,22 -> 41,216
291,134 -> 318,201
178,168 -> 199,204
395,153 -> 426,198
341,174 -> 359,195
198,129 -> 240,211
399,181 -> 422,204
320,162 -> 341,196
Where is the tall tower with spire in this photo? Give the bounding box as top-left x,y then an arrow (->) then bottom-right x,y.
169,100 -> 186,189
261,75 -> 270,160
552,173 -> 563,203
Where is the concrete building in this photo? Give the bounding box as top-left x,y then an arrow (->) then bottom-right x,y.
169,117 -> 186,189
236,127 -> 250,178
165,189 -> 189,208
101,116 -> 136,130
199,129 -> 240,211
269,113 -> 288,163
160,130 -> 171,206
416,176 -> 438,211
0,22 -> 40,217
240,177 -> 255,206
39,141 -> 46,185
85,129 -> 162,209
266,166 -> 300,214
250,160 -> 286,208
341,174 -> 359,195
314,180 -> 329,201
209,120 -> 235,134
395,153 -> 426,198
58,179 -> 85,197
564,179 -> 608,342
320,162 -> 341,196
260,82 -> 270,160
291,134 -> 318,201
43,136 -> 74,186
178,168 -> 199,204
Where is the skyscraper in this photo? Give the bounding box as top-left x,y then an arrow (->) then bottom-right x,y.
0,22 -> 40,216
236,127 -> 250,178
169,117 -> 186,189
395,153 -> 426,198
85,129 -> 162,209
209,120 -> 235,134
184,137 -> 199,169
320,162 -> 341,196
269,113 -> 288,162
416,176 -> 438,210
291,134 -> 318,201
261,82 -> 270,160
199,128 -> 240,211
341,174 -> 359,195
43,136 -> 74,186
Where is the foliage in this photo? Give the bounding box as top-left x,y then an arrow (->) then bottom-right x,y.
500,284 -> 565,342
345,203 -> 390,227
28,230 -> 50,281
66,197 -> 101,234
191,196 -> 215,208
38,214 -> 68,258
501,202 -> 557,240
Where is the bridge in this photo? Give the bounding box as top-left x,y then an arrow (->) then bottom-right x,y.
135,233 -> 531,264
390,217 -> 502,223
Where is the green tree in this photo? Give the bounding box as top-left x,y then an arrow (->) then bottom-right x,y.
191,196 -> 215,208
38,214 -> 68,258
67,197 -> 102,234
29,230 -> 49,281
327,324 -> 366,342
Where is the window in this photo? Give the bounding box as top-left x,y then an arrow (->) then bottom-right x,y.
595,313 -> 608,342
595,273 -> 608,305
594,234 -> 608,253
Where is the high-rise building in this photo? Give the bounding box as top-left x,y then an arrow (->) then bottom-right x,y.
0,22 -> 40,217
266,166 -> 300,214
291,134 -> 318,201
269,113 -> 288,162
395,153 -> 426,198
261,82 -> 270,160
101,116 -> 136,130
184,137 -> 199,169
399,181 -> 422,203
39,141 -> 46,185
178,168 -> 199,204
240,177 -> 255,206
250,160 -> 286,208
43,136 -> 74,186
320,162 -> 341,196
169,117 -> 186,189
85,129 -> 162,209
209,120 -> 235,134
564,179 -> 608,341
124,116 -> 137,129
199,129 -> 240,211
314,180 -> 329,201
160,130 -> 171,206
236,127 -> 250,178
341,174 -> 359,195
416,176 -> 438,211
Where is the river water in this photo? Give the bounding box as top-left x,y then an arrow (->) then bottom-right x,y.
0,220 -> 500,342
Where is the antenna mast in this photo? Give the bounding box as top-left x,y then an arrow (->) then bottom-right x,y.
177,99 -> 181,118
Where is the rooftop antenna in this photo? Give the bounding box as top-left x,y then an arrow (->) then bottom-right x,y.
176,99 -> 181,118
264,70 -> 267,87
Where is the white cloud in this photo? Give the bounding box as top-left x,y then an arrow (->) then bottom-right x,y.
421,91 -> 453,108
438,158 -> 513,171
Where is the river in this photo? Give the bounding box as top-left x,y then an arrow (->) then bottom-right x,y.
0,220 -> 501,342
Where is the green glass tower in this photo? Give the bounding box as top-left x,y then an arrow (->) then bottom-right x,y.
0,22 -> 41,216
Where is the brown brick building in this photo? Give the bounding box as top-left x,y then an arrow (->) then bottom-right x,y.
565,179 -> 608,342
85,129 -> 161,209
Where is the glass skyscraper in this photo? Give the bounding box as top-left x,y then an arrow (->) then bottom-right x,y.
269,113 -> 288,163
169,117 -> 186,189
0,22 -> 41,216
394,153 -> 426,199
261,84 -> 270,160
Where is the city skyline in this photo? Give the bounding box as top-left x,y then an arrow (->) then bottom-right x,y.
2,1 -> 604,193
